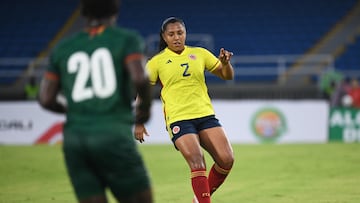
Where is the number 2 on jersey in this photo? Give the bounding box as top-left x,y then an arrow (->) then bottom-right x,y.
67,48 -> 117,102
181,63 -> 191,77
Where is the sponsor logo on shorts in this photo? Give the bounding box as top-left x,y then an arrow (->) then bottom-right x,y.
172,126 -> 180,134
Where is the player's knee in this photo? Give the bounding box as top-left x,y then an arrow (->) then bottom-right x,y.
190,162 -> 206,171
189,158 -> 206,170
187,155 -> 206,170
219,153 -> 234,170
226,155 -> 235,170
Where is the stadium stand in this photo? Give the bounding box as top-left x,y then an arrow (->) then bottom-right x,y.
0,0 -> 77,85
0,0 -> 359,99
118,0 -> 356,55
335,35 -> 360,74
118,0 -> 358,84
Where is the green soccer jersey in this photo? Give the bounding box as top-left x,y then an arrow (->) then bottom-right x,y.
47,26 -> 145,132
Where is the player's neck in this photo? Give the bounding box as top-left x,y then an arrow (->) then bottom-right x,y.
86,15 -> 117,28
169,47 -> 185,55
86,25 -> 106,36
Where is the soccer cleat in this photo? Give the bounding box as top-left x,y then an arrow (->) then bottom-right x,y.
192,195 -> 199,203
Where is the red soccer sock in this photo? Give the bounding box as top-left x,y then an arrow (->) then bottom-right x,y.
191,169 -> 211,203
208,163 -> 231,195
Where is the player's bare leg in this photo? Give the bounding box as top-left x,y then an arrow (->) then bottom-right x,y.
199,127 -> 234,194
175,133 -> 211,203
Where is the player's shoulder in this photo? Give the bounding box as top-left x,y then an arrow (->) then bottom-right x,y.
50,32 -> 84,55
108,26 -> 142,38
147,49 -> 167,62
186,46 -> 212,55
55,32 -> 79,47
186,45 -> 207,51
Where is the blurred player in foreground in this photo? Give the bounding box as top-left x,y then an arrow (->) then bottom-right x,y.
38,0 -> 153,202
135,17 -> 235,203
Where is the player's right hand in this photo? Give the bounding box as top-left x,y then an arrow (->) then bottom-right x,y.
134,123 -> 149,143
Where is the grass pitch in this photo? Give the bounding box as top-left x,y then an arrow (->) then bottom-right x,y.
0,143 -> 359,203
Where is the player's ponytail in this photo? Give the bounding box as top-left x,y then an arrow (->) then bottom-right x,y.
159,30 -> 167,52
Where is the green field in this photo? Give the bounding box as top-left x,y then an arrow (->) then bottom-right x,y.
0,143 -> 359,203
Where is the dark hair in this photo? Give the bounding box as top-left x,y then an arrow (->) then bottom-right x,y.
158,17 -> 185,52
80,0 -> 120,19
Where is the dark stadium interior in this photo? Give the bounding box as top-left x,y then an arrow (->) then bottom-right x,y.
0,0 -> 359,100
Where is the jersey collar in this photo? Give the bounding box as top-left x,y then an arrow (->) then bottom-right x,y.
165,46 -> 188,56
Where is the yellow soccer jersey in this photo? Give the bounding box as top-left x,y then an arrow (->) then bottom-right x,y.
146,46 -> 220,125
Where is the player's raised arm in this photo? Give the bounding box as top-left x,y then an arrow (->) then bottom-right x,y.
212,48 -> 234,80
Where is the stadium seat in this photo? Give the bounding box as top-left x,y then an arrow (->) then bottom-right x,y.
0,0 -> 358,85
118,0 -> 357,83
0,0 -> 77,85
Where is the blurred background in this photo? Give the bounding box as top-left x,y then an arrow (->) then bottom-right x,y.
0,0 -> 359,103
1,2 -> 359,201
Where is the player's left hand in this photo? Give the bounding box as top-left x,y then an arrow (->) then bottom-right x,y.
218,48 -> 233,65
134,123 -> 149,143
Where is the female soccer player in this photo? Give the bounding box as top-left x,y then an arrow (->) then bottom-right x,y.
135,17 -> 235,203
38,0 -> 153,202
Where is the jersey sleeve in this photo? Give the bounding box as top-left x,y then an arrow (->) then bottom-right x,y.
124,31 -> 145,57
202,48 -> 220,73
145,58 -> 158,85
